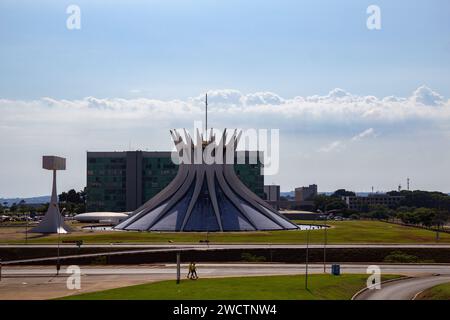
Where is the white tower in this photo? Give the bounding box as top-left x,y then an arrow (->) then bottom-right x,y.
30,156 -> 71,234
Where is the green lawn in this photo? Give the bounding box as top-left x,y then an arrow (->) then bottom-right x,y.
60,274 -> 399,300
416,282 -> 450,300
3,220 -> 448,244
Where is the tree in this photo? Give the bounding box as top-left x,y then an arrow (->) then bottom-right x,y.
17,200 -> 29,214
313,194 -> 347,212
368,205 -> 394,220
9,203 -> 17,212
395,190 -> 450,211
58,189 -> 86,214
397,211 -> 421,225
413,208 -> 435,227
331,189 -> 356,198
432,211 -> 449,229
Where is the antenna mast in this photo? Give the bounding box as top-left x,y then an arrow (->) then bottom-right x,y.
205,93 -> 208,140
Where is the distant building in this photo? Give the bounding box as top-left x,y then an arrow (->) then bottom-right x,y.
280,210 -> 321,221
268,200 -> 315,211
87,151 -> 264,212
74,212 -> 129,224
295,184 -> 318,202
264,185 -> 280,202
342,194 -> 405,210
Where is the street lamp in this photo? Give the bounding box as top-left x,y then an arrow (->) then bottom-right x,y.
323,216 -> 328,273
305,224 -> 310,290
305,214 -> 320,289
56,207 -> 66,275
25,210 -> 29,245
176,251 -> 181,284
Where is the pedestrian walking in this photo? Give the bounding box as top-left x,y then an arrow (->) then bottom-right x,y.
187,262 -> 193,279
191,262 -> 198,280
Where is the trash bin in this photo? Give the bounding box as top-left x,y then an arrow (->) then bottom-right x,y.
331,264 -> 340,275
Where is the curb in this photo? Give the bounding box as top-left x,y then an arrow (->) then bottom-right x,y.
410,274 -> 441,300
411,290 -> 424,300
351,276 -> 412,300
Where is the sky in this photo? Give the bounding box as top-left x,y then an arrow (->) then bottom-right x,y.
0,0 -> 450,197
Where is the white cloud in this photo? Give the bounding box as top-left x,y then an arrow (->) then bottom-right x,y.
0,86 -> 450,128
351,128 -> 376,141
243,92 -> 284,105
1,86 -> 449,135
319,128 -> 377,154
192,89 -> 243,107
318,140 -> 343,153
1,86 -> 450,197
410,85 -> 444,106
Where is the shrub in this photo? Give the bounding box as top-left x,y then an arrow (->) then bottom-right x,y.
241,252 -> 266,262
383,251 -> 418,263
91,255 -> 108,265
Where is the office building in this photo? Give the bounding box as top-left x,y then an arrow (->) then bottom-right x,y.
87,150 -> 264,212
264,185 -> 280,201
342,194 -> 405,210
295,184 -> 318,201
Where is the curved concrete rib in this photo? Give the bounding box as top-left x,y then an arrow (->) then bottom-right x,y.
146,166 -> 197,230
180,167 -> 205,231
115,164 -> 189,229
115,129 -> 297,232
214,167 -> 258,230
206,165 -> 223,231
224,165 -> 297,229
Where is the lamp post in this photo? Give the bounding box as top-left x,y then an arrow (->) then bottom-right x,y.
56,207 -> 66,275
305,224 -> 310,290
323,216 -> 328,273
25,211 -> 28,245
176,251 -> 181,284
305,213 -> 320,289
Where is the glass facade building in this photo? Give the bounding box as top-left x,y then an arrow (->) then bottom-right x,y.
86,151 -> 264,212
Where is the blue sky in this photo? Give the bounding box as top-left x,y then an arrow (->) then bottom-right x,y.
0,0 -> 450,197
1,0 -> 450,99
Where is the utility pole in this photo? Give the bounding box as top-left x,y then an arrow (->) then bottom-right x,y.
25,211 -> 28,245
176,252 -> 181,284
305,224 -> 310,290
306,215 -> 319,288
323,204 -> 328,273
205,93 -> 208,140
56,207 -> 65,275
305,235 -> 309,289
323,217 -> 328,273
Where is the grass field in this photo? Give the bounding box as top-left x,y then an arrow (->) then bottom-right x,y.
60,274 -> 399,300
416,282 -> 450,300
1,220 -> 449,244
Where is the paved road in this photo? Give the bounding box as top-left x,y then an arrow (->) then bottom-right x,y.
355,275 -> 450,300
3,263 -> 450,276
1,244 -> 450,249
4,243 -> 449,265
1,263 -> 449,300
